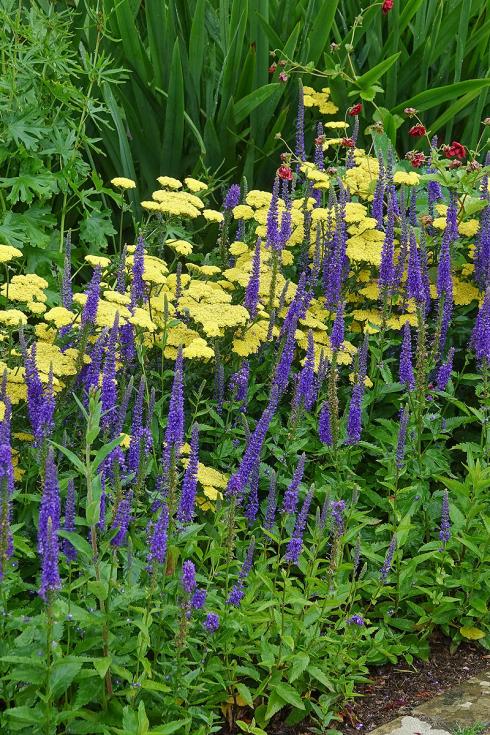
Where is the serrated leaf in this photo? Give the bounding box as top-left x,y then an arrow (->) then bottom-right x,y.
308,665 -> 334,691
50,658 -> 83,699
93,657 -> 112,679
274,682 -> 305,710
288,653 -> 310,683
236,682 -> 254,708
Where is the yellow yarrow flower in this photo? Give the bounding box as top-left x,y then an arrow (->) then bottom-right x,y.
393,171 -> 420,186
202,209 -> 224,223
157,176 -> 182,189
0,244 -> 22,263
0,309 -> 27,326
166,239 -> 193,256
111,177 -> 136,189
85,255 -> 111,268
184,177 -> 207,192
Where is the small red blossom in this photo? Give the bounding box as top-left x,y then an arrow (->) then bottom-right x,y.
404,107 -> 418,117
315,135 -> 326,146
268,64 -> 277,74
407,152 -> 426,168
341,137 -> 355,148
278,71 -> 288,83
444,141 -> 466,159
448,160 -> 462,169
348,103 -> 363,116
408,124 -> 426,137
382,0 -> 394,14
277,165 -> 293,181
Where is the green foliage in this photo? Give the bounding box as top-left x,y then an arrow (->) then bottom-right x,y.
0,0 -> 121,269
44,0 -> 490,193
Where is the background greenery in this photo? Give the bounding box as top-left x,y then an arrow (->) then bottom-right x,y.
1,0 -> 489,253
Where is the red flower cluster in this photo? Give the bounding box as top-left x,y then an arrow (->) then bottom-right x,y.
268,64 -> 277,74
382,0 -> 394,14
443,141 -> 466,160
341,137 -> 355,148
277,165 -> 293,180
408,124 -> 426,137
406,151 -> 426,168
348,103 -> 363,116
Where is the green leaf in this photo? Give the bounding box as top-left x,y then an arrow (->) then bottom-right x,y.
140,680 -> 171,693
87,580 -> 108,602
50,658 -> 83,699
236,682 -> 254,708
50,441 -> 86,476
355,53 -> 401,90
459,626 -> 486,640
307,0 -> 340,66
57,531 -> 93,560
234,83 -> 281,126
93,657 -> 112,679
189,0 -> 206,94
162,40 -> 185,176
265,689 -> 287,721
308,665 -> 334,691
91,435 -> 124,473
392,78 -> 490,114
148,721 -> 191,735
273,682 -> 305,710
289,653 -> 310,683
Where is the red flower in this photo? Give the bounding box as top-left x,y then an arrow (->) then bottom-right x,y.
408,124 -> 426,137
341,137 -> 355,148
278,71 -> 288,83
382,0 -> 394,14
277,165 -> 293,181
410,153 -> 426,168
444,141 -> 466,160
348,103 -> 363,116
268,64 -> 277,74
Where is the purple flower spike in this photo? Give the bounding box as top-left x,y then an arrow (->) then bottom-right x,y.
163,345 -> 185,471
471,288 -> 490,363
295,82 -> 306,163
346,383 -> 363,445
396,407 -> 409,470
399,322 -> 415,391
282,453 -> 306,514
177,424 -> 199,524
347,614 -> 365,626
284,485 -> 314,564
191,588 -> 207,610
203,612 -> 220,633
319,401 -> 333,446
224,184 -> 241,210
331,500 -> 346,536
379,195 -> 395,291
111,493 -> 132,547
407,231 -> 426,304
330,302 -> 345,351
436,348 -> 455,391
38,448 -> 61,555
147,503 -> 169,568
380,535 -> 396,582
61,231 -> 73,309
39,517 -> 61,601
439,489 -> 451,547
181,560 -> 196,594
81,266 -> 102,326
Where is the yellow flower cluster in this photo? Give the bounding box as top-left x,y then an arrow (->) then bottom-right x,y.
302,86 -> 339,115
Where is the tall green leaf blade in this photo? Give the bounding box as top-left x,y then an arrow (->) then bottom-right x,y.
355,52 -> 401,90
113,0 -> 150,83
162,40 -> 185,176
234,84 -> 281,125
189,0 -> 206,97
392,78 -> 490,113
307,0 -> 340,65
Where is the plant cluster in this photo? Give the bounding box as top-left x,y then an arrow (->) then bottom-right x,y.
0,98 -> 489,735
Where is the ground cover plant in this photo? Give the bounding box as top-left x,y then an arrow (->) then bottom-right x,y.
0,92 -> 489,735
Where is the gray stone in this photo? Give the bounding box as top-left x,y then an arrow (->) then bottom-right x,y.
368,671 -> 490,735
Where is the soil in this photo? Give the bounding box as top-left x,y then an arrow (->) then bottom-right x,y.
335,634 -> 489,735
